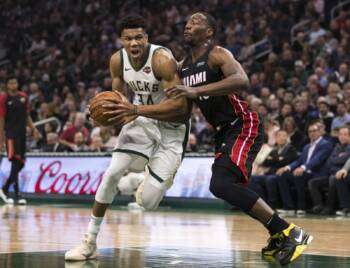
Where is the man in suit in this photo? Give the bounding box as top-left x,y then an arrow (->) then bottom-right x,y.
42,133 -> 67,152
249,130 -> 298,209
335,127 -> 350,216
308,126 -> 350,214
276,122 -> 333,215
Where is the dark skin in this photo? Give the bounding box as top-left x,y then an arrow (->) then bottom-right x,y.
0,79 -> 41,152
166,13 -> 275,224
101,28 -> 189,127
93,28 -> 190,217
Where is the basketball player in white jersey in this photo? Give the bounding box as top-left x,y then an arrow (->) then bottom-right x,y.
65,15 -> 189,261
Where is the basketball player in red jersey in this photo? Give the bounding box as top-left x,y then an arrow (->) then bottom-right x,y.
166,12 -> 313,265
0,77 -> 41,205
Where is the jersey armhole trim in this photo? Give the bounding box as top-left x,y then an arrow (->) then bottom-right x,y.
120,50 -> 124,79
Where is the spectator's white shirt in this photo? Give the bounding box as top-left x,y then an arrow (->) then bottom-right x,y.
306,137 -> 322,164
331,113 -> 350,130
309,28 -> 326,45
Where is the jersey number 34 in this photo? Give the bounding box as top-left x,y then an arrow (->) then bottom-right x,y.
137,94 -> 154,105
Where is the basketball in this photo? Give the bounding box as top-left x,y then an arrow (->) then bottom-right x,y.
89,91 -> 124,126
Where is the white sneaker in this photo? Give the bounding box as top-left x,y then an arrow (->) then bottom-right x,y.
6,198 -> 14,204
18,199 -> 27,205
65,234 -> 97,261
0,189 -> 8,203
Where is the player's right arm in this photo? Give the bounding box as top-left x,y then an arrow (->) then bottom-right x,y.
110,51 -> 126,94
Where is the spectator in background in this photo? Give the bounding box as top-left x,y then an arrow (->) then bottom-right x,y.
264,117 -> 280,147
43,132 -> 67,152
293,97 -> 316,133
37,102 -> 52,121
292,60 -> 308,86
250,130 -> 298,209
282,90 -> 296,105
276,103 -> 293,126
334,62 -> 350,86
331,101 -> 350,131
335,145 -> 350,216
60,112 -> 90,150
308,126 -> 350,215
90,126 -> 118,151
316,97 -> 334,134
70,131 -> 89,152
0,0 -> 349,157
276,122 -> 333,215
89,135 -> 105,152
309,21 -> 326,45
325,83 -> 342,112
282,116 -> 307,152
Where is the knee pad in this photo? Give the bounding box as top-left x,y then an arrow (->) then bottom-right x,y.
135,173 -> 166,210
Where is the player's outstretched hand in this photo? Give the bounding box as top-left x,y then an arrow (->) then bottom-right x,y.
165,85 -> 198,99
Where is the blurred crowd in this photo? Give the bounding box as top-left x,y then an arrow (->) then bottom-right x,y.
0,0 -> 349,155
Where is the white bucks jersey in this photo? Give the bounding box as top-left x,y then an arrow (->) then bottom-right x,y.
122,44 -> 166,105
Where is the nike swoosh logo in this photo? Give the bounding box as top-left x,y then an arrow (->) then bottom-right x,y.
295,229 -> 303,243
125,68 -> 131,71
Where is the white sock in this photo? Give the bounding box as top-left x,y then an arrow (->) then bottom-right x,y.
87,214 -> 103,242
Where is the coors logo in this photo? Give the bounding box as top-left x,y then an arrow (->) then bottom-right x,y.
34,160 -> 104,194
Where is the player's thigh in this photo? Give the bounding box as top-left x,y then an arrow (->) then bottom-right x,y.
148,145 -> 182,189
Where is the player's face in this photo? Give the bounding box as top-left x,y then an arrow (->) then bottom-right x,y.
121,28 -> 148,60
184,13 -> 211,46
7,79 -> 18,91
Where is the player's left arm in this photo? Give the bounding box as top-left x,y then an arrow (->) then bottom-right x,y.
165,46 -> 249,98
136,49 -> 190,122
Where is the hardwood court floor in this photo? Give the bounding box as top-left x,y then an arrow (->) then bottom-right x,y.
1,204 -> 350,267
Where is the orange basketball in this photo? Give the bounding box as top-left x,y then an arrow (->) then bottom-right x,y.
89,91 -> 124,126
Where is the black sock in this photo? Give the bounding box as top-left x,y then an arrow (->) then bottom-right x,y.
266,213 -> 289,236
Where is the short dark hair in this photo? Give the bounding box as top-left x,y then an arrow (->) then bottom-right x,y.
339,125 -> 350,133
337,101 -> 347,107
6,76 -> 17,83
199,12 -> 217,38
118,15 -> 146,36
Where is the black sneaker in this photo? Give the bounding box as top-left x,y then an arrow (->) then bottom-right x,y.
262,233 -> 281,257
275,223 -> 313,265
